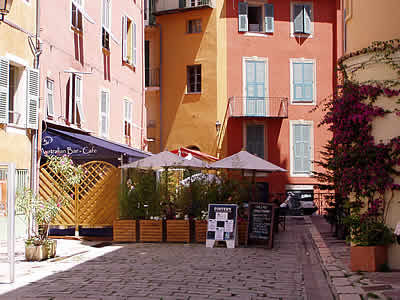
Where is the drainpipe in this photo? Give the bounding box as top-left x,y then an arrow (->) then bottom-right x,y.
140,1 -> 145,151
158,23 -> 162,153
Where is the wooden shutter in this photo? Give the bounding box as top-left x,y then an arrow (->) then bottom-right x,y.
122,16 -> 128,62
293,4 -> 304,33
264,3 -> 274,33
26,68 -> 40,129
133,21 -> 137,67
0,58 -> 9,124
246,125 -> 264,159
238,2 -> 248,32
303,62 -> 313,101
293,62 -> 303,102
302,124 -> 311,172
293,124 -> 311,174
303,5 -> 311,34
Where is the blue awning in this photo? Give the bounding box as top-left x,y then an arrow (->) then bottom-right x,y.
42,128 -> 150,165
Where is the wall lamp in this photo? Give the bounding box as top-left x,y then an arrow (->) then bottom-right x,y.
0,0 -> 13,21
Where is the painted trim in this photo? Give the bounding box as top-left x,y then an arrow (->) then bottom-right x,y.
4,54 -> 29,68
289,58 -> 316,105
290,1 -> 314,38
289,120 -> 314,177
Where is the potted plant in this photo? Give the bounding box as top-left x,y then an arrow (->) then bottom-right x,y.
17,154 -> 82,261
344,198 -> 395,272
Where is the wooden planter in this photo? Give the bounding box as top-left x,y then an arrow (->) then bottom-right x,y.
194,220 -> 207,243
238,221 -> 248,245
25,240 -> 57,261
113,219 -> 137,242
350,245 -> 388,272
139,220 -> 163,242
166,220 -> 190,243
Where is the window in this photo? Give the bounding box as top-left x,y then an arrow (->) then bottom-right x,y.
244,58 -> 267,116
290,121 -> 313,176
122,16 -> 136,66
102,0 -> 111,50
291,3 -> 312,36
246,124 -> 264,159
71,0 -> 83,31
238,2 -> 274,33
187,65 -> 201,93
0,57 -> 39,129
123,100 -> 133,145
67,73 -> 85,126
100,91 -> 110,137
290,59 -> 315,104
16,169 -> 29,193
187,19 -> 202,33
46,79 -> 54,118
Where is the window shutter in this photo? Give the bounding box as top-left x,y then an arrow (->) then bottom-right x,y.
68,74 -> 73,123
246,125 -> 264,159
101,91 -> 108,136
26,68 -> 40,129
133,21 -> 137,67
0,58 -> 9,124
264,3 -> 274,33
302,124 -> 311,173
238,2 -> 248,32
179,0 -> 186,8
293,62 -> 303,102
293,4 -> 304,33
293,124 -> 303,173
75,75 -> 85,122
122,16 -> 128,62
303,63 -> 313,101
46,80 -> 54,116
303,5 -> 311,34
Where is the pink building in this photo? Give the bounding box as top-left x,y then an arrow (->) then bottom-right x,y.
38,0 -> 147,165
225,0 -> 342,202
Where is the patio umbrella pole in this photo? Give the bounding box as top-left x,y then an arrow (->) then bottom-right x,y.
252,170 -> 256,202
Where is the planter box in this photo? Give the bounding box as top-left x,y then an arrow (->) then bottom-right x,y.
166,220 -> 190,243
238,221 -> 248,245
25,240 -> 57,261
139,220 -> 163,242
113,219 -> 137,242
350,245 -> 388,272
195,220 -> 207,243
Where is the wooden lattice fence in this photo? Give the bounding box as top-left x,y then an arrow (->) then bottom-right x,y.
39,161 -> 120,231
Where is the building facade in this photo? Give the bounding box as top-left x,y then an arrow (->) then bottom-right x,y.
146,0 -> 341,198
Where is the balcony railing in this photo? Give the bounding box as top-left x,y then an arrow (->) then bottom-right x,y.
145,68 -> 160,87
228,97 -> 288,118
155,0 -> 215,14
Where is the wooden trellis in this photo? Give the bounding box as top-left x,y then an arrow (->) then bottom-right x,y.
39,161 -> 120,232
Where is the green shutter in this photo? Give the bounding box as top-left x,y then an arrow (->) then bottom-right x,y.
293,62 -> 303,102
238,2 -> 248,32
303,124 -> 311,172
293,4 -> 304,33
293,124 -> 311,174
0,57 -> 9,124
303,5 -> 311,34
264,4 -> 274,33
303,63 -> 313,101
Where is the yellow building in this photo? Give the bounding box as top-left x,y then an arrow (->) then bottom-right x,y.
343,0 -> 400,269
0,0 -> 39,239
145,0 -> 227,155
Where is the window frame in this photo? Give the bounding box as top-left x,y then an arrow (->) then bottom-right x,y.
289,120 -> 314,177
122,15 -> 137,67
238,1 -> 274,35
186,65 -> 202,94
243,122 -> 266,159
187,19 -> 202,34
71,0 -> 84,32
99,89 -> 110,138
123,99 -> 133,145
290,58 -> 316,105
46,78 -> 55,118
290,1 -> 314,38
68,73 -> 85,126
101,0 -> 112,51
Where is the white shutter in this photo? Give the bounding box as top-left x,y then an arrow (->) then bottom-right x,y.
101,91 -> 108,136
293,4 -> 304,33
26,68 -> 40,129
264,4 -> 274,33
0,58 -> 9,124
303,5 -> 312,34
238,2 -> 248,32
133,21 -> 137,67
68,73 -> 73,123
46,79 -> 54,116
75,75 -> 85,122
122,16 -> 128,62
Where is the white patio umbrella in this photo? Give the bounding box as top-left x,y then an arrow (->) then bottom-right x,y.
210,150 -> 286,201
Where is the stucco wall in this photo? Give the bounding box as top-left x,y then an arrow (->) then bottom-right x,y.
344,0 -> 400,54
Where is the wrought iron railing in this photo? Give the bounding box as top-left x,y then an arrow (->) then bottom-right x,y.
228,97 -> 288,118
145,68 -> 160,87
155,0 -> 214,13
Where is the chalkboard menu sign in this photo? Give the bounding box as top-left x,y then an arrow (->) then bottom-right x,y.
248,202 -> 275,248
206,204 -> 238,249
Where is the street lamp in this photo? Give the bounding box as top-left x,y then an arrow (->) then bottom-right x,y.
0,0 -> 13,20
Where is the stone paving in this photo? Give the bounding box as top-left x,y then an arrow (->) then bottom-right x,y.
309,216 -> 400,300
0,217 -> 332,299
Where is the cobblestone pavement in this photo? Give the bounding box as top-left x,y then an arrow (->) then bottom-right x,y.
0,218 -> 333,300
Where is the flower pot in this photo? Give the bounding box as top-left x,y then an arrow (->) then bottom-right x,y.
25,240 -> 57,261
166,220 -> 190,243
113,219 -> 137,242
139,220 -> 163,242
350,245 -> 388,272
194,220 -> 207,243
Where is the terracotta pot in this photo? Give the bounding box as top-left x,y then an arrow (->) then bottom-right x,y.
166,220 -> 190,243
25,240 -> 57,261
139,220 -> 163,242
350,245 -> 388,272
113,219 -> 137,242
194,220 -> 207,243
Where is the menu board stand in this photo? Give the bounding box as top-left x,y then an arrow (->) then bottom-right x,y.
247,202 -> 275,248
206,204 -> 238,249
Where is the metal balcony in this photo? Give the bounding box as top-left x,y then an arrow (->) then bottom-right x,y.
155,0 -> 215,15
228,97 -> 288,118
145,68 -> 160,87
